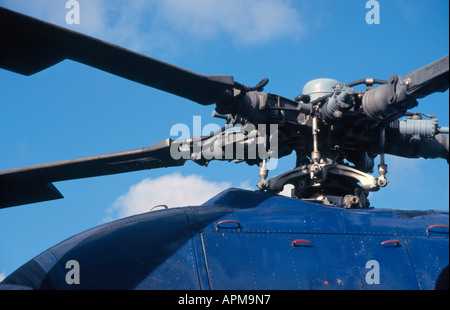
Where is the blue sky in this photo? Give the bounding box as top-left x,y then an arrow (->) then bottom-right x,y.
0,0 -> 448,279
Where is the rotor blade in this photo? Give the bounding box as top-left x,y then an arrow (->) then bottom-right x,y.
0,7 -> 234,105
405,55 -> 449,99
0,138 -> 186,209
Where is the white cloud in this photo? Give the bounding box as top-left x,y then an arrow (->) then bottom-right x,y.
106,173 -> 231,219
0,272 -> 5,282
0,0 -> 106,33
105,172 -> 295,221
1,0 -> 305,53
155,0 -> 305,45
238,179 -> 254,190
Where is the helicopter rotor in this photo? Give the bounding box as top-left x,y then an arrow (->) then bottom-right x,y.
0,7 -> 448,210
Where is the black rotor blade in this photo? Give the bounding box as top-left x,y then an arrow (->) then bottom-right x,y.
0,7 -> 234,105
405,55 -> 449,99
0,139 -> 186,209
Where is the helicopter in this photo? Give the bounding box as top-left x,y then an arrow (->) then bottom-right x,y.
0,6 -> 448,290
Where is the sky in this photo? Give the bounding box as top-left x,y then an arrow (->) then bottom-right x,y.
0,0 -> 448,280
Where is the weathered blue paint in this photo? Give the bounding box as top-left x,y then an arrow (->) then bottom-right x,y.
1,188 -> 448,290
